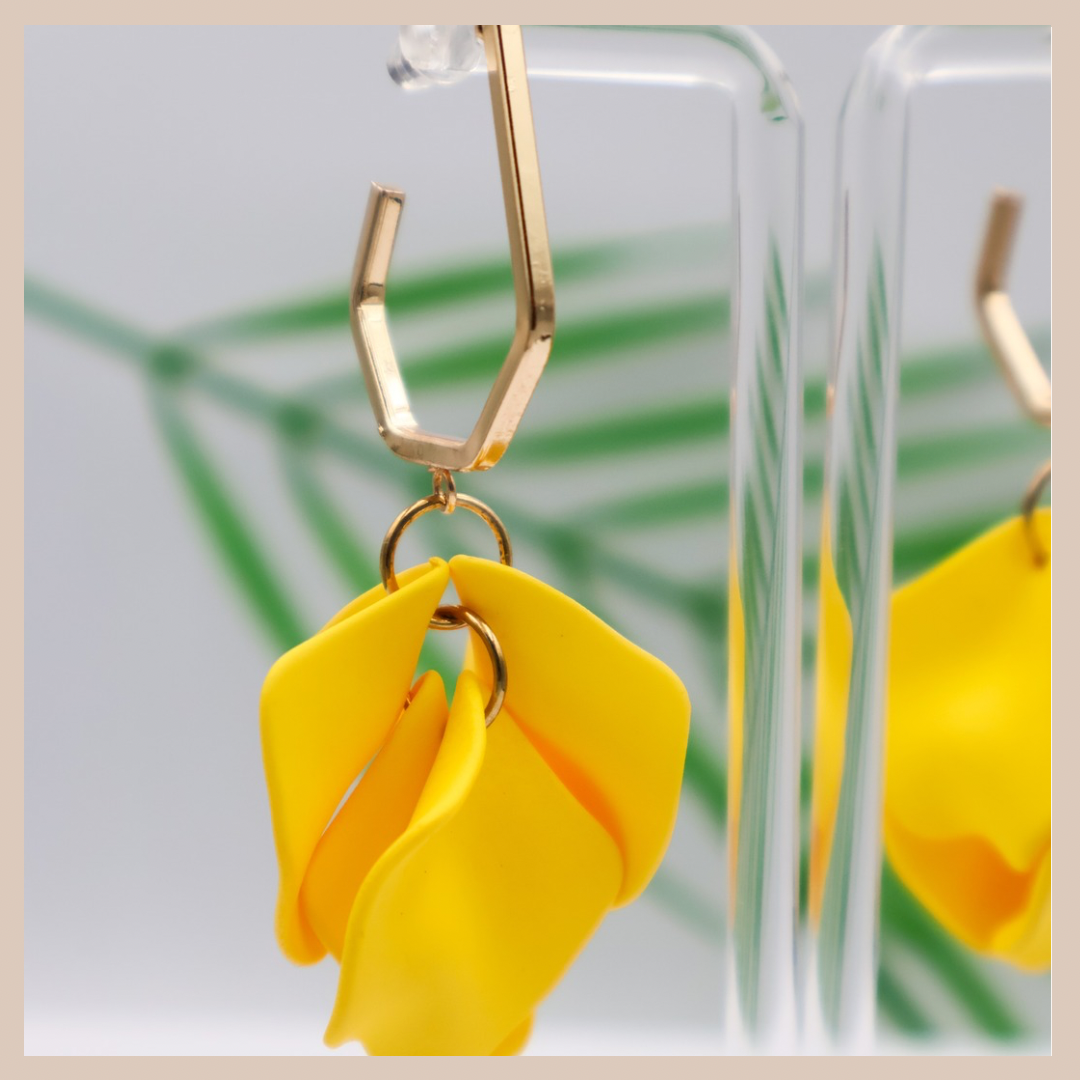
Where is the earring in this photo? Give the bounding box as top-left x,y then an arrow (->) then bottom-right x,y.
258,26 -> 691,1057
882,190 -> 1050,970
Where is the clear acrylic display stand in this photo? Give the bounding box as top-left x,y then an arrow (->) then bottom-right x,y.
808,25 -> 1050,1051
382,25 -> 804,1051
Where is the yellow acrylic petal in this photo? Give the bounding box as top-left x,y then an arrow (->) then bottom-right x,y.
449,555 -> 690,905
808,508 -> 853,925
319,560 -> 443,631
991,849 -> 1051,971
299,671 -> 448,961
259,559 -> 449,963
493,1016 -> 533,1056
886,511 -> 1050,873
884,813 -> 1040,953
325,671 -> 623,1056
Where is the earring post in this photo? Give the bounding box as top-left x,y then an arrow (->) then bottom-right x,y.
351,24 -> 555,472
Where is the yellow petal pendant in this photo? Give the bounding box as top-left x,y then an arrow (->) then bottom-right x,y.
884,509 -> 1050,969
259,556 -> 691,1054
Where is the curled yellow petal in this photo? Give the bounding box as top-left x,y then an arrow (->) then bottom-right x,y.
884,510 -> 1050,969
326,671 -> 623,1055
259,559 -> 448,963
992,850 -> 1050,971
299,671 -> 448,961
450,555 -> 691,905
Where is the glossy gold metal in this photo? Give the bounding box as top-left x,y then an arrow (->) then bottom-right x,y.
974,189 -> 1052,563
975,190 -> 1051,428
351,24 -> 555,472
431,467 -> 458,514
380,484 -> 511,726
432,604 -> 508,726
1021,460 -> 1051,566
380,490 -> 513,630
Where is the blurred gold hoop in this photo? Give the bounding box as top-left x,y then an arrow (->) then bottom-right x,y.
1021,460 -> 1051,567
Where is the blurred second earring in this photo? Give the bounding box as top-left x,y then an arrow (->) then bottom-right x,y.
883,190 -> 1050,969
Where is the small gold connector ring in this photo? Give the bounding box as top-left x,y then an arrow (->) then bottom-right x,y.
431,468 -> 457,514
431,604 -> 507,727
380,492 -> 512,630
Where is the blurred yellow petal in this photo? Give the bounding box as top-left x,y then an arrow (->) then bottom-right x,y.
992,850 -> 1051,970
325,671 -> 623,1055
885,816 -> 1040,951
884,510 -> 1050,970
260,559 -> 448,963
728,533 -> 744,886
450,555 -> 691,904
887,511 -> 1049,868
493,1016 -> 534,1056
808,509 -> 853,925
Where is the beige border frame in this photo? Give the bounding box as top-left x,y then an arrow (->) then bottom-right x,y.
8,2 -> 1071,1070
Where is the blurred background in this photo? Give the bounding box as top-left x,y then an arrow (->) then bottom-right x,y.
24,25 -> 1050,1054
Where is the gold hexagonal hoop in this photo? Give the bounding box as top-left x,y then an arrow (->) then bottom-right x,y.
350,25 -> 555,472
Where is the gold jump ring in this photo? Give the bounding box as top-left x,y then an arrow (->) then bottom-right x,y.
380,492 -> 513,630
431,468 -> 457,514
431,604 -> 506,727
